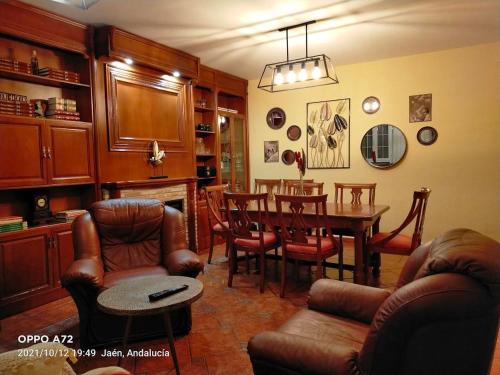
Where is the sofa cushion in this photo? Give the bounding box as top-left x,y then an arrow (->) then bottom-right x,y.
90,199 -> 164,272
103,266 -> 167,288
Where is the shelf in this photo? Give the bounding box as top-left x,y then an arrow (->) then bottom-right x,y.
0,221 -> 72,239
0,113 -> 91,126
0,68 -> 90,89
194,106 -> 215,112
195,130 -> 215,137
196,153 -> 216,158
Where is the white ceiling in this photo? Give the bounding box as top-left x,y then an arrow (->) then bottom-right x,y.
20,0 -> 500,80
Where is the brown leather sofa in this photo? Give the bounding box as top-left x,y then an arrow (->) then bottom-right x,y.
248,228 -> 500,375
62,198 -> 204,349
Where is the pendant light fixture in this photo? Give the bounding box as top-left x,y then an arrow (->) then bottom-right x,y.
258,21 -> 339,92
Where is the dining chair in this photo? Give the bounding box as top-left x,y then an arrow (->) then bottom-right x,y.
203,184 -> 230,264
282,179 -> 314,194
289,181 -> 324,195
254,179 -> 281,201
333,183 -> 377,263
367,187 -> 431,276
223,192 -> 280,293
275,194 -> 341,297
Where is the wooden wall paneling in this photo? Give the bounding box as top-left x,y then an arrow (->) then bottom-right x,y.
46,120 -> 94,185
0,116 -> 46,188
94,58 -> 195,182
95,26 -> 199,79
215,70 -> 247,98
0,0 -> 89,56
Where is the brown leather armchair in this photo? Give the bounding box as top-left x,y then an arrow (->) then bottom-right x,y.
248,228 -> 500,375
62,199 -> 204,349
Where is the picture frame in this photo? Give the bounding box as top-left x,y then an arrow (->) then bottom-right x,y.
409,94 -> 432,123
306,98 -> 350,169
264,141 -> 279,163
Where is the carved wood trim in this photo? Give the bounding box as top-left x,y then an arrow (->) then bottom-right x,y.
105,64 -> 188,153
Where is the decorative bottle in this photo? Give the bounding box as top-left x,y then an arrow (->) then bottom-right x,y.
31,50 -> 39,75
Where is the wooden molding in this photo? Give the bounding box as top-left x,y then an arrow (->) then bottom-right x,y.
0,0 -> 89,56
105,64 -> 188,153
95,26 -> 199,79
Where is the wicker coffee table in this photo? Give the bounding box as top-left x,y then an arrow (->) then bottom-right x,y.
97,275 -> 204,375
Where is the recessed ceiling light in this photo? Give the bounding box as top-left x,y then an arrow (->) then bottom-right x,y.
172,71 -> 181,77
161,74 -> 170,80
124,58 -> 133,65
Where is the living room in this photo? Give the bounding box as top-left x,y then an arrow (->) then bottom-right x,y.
0,1 -> 499,374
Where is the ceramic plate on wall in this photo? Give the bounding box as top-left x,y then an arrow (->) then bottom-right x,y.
281,149 -> 296,165
287,125 -> 302,141
266,107 -> 286,129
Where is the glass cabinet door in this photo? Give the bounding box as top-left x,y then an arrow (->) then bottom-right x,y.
218,113 -> 247,192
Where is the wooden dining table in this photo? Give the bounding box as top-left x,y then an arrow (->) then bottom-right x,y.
243,201 -> 390,284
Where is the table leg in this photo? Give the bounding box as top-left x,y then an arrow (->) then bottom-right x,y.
353,231 -> 367,285
119,316 -> 132,367
164,312 -> 180,375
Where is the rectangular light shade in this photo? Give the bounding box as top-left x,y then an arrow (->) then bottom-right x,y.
258,54 -> 339,93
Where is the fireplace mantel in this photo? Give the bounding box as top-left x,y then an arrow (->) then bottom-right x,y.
101,177 -> 198,252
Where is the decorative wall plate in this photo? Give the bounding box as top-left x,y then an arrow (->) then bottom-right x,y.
417,126 -> 438,145
281,149 -> 296,165
266,107 -> 286,129
287,125 -> 302,141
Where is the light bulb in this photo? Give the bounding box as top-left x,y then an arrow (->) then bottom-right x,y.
274,67 -> 284,85
312,60 -> 321,80
172,70 -> 181,77
124,57 -> 133,65
287,65 -> 296,83
299,62 -> 308,81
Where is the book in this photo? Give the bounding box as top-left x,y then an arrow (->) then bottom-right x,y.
47,97 -> 77,106
46,114 -> 80,121
55,209 -> 87,222
0,92 -> 27,102
45,109 -> 80,117
0,222 -> 24,232
0,216 -> 23,225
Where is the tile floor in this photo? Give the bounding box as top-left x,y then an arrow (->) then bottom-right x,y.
1,240 -> 499,375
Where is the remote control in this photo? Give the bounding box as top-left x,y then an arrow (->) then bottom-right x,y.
148,285 -> 189,302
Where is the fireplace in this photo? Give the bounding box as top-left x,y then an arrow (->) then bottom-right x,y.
165,199 -> 183,213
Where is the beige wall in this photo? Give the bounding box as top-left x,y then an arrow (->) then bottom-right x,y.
248,42 -> 500,241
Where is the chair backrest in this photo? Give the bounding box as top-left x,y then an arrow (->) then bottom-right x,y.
88,198 -> 164,272
375,187 -> 431,251
334,182 -> 376,205
254,179 -> 281,200
359,228 -> 500,375
223,192 -> 270,242
275,194 -> 337,253
289,181 -> 324,196
282,179 -> 314,194
203,184 -> 229,228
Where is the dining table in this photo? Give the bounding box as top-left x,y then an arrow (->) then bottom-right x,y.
243,201 -> 390,284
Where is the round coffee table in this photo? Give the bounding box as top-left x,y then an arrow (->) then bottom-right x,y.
97,275 -> 203,375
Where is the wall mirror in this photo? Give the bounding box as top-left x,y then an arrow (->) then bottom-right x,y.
281,149 -> 296,165
417,126 -> 438,145
361,124 -> 407,168
266,107 -> 286,129
362,96 -> 380,114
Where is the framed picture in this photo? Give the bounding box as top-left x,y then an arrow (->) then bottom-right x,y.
264,141 -> 279,163
409,94 -> 432,123
306,98 -> 350,169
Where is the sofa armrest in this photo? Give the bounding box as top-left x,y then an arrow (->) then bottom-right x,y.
165,249 -> 204,278
308,279 -> 391,323
248,331 -> 359,375
61,258 -> 104,289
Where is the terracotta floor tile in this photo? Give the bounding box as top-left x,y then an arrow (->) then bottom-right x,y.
189,327 -> 240,357
205,350 -> 253,375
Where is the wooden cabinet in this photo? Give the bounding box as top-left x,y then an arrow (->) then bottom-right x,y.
0,117 -> 46,188
47,120 -> 94,185
0,223 -> 72,318
0,116 -> 94,188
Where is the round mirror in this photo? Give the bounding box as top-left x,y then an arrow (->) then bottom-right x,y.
287,125 -> 301,141
266,107 -> 286,129
281,149 -> 296,165
362,96 -> 380,114
417,126 -> 438,145
361,124 -> 407,168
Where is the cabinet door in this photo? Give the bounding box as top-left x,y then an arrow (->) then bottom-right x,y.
231,117 -> 247,192
46,120 -> 94,184
52,228 -> 74,287
0,117 -> 46,188
0,233 -> 53,302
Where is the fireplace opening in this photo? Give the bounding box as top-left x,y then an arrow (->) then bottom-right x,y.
165,199 -> 184,213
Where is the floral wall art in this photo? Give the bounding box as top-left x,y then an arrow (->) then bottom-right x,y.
306,98 -> 350,169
